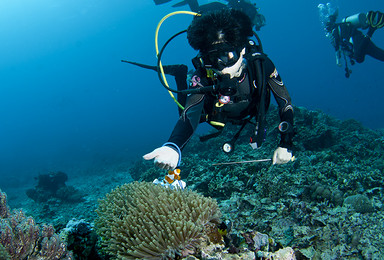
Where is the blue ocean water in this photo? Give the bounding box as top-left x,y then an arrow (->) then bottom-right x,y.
0,0 -> 383,184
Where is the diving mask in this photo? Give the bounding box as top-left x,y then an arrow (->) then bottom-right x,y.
203,43 -> 245,69
203,47 -> 246,78
219,48 -> 246,79
191,45 -> 247,95
214,48 -> 247,96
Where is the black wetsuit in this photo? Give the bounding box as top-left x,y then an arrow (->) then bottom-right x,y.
166,55 -> 294,157
333,23 -> 384,63
352,29 -> 384,63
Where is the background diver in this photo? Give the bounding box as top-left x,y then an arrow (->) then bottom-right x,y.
153,0 -> 266,31
140,9 -> 295,170
318,3 -> 384,77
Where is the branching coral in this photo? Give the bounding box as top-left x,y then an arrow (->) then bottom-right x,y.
0,189 -> 72,260
95,181 -> 221,259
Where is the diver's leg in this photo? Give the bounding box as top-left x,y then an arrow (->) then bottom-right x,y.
147,63 -> 188,114
123,60 -> 188,114
352,30 -> 369,63
365,41 -> 384,61
162,65 -> 188,77
353,34 -> 384,63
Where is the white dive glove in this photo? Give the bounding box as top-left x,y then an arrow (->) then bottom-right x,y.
272,147 -> 294,165
143,146 -> 179,170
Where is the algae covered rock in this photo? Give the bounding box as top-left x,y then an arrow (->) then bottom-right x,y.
343,194 -> 374,213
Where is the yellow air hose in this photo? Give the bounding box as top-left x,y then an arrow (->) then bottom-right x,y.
155,11 -> 200,110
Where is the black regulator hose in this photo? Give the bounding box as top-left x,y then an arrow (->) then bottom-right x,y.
157,30 -> 217,95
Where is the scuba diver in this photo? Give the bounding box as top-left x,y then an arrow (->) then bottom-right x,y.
318,3 -> 384,78
153,0 -> 266,31
143,9 -> 295,170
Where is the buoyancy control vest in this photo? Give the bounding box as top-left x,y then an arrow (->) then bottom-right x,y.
199,39 -> 270,150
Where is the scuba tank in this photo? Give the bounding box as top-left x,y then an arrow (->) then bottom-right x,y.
342,13 -> 369,29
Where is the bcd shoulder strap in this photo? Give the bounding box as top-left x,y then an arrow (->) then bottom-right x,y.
245,42 -> 268,148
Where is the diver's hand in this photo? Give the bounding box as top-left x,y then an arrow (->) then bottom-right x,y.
272,147 -> 293,165
143,146 -> 179,170
367,11 -> 384,29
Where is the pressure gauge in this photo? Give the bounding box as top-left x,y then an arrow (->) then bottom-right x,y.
222,142 -> 234,153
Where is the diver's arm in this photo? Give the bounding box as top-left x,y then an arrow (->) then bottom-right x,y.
143,69 -> 204,170
142,93 -> 205,170
265,58 -> 294,149
166,69 -> 210,152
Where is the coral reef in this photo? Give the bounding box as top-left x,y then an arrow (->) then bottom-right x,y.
256,247 -> 296,259
95,181 -> 221,259
308,182 -> 344,206
132,105 -> 384,258
5,105 -> 384,259
343,194 -> 374,213
0,189 -> 72,260
61,219 -> 101,260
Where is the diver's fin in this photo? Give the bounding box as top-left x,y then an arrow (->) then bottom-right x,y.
367,11 -> 384,29
121,60 -> 158,72
122,61 -> 189,78
172,0 -> 199,10
153,0 -> 172,5
171,1 -> 188,7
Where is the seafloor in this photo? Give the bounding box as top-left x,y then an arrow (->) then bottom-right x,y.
2,105 -> 384,259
